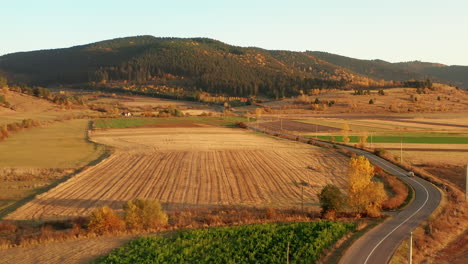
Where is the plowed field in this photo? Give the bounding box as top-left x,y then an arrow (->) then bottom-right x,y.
6,127 -> 348,220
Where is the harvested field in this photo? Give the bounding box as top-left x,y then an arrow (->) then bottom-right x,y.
0,235 -> 134,264
258,119 -> 339,133
6,127 -> 348,220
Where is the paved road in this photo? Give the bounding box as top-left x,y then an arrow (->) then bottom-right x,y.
247,124 -> 441,264
337,147 -> 441,264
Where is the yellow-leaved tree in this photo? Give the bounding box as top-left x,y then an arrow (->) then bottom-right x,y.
348,155 -> 388,217
341,124 -> 350,144
358,131 -> 368,148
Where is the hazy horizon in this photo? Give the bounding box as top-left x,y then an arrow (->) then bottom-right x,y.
2,0 -> 467,66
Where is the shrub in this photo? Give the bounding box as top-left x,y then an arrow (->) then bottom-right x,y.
124,199 -> 168,230
236,121 -> 247,128
369,99 -> 374,104
265,208 -> 277,219
374,148 -> 387,157
88,206 -> 124,234
0,125 -> 8,139
21,119 -> 40,128
0,95 -> 9,107
318,184 -> 346,214
6,123 -> 22,133
0,221 -> 17,234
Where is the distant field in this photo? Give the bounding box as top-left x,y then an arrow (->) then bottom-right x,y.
6,127 -> 348,220
313,135 -> 468,144
94,222 -> 355,264
0,119 -> 106,168
94,117 -> 247,129
0,91 -> 91,126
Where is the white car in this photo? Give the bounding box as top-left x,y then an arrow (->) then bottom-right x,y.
407,171 -> 415,177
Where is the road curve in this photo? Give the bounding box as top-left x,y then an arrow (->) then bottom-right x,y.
337,147 -> 441,264
247,124 -> 441,264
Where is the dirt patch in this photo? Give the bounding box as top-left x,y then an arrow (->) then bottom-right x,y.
139,123 -> 205,128
417,164 -> 466,191
394,119 -> 468,128
433,230 -> 468,264
258,120 -> 339,133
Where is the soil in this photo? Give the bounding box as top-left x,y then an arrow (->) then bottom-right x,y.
417,164 -> 466,191
258,119 -> 340,133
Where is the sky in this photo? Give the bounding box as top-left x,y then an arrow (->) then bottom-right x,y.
2,0 -> 467,65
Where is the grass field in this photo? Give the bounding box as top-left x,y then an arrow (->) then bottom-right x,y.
94,117 -> 247,129
94,221 -> 356,264
0,119 -> 106,168
0,119 -> 108,218
5,127 -> 348,220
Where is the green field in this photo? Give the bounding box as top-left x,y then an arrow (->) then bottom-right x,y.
0,119 -> 106,168
94,117 -> 247,129
94,221 -> 355,264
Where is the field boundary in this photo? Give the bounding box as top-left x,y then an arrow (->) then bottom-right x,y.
0,121 -> 112,220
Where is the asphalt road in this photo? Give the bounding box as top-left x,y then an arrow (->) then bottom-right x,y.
337,147 -> 441,264
247,124 -> 442,264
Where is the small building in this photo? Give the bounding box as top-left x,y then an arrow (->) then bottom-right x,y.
121,112 -> 132,117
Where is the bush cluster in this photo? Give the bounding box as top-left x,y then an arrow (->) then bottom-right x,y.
87,199 -> 168,234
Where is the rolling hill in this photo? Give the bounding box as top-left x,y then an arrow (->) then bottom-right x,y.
0,36 -> 466,98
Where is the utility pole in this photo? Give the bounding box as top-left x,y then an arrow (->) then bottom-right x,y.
286,242 -> 290,264
281,118 -> 283,131
400,139 -> 403,164
409,232 -> 413,264
315,124 -> 318,139
370,132 -> 373,149
301,184 -> 304,213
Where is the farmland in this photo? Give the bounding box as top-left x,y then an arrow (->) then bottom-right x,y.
0,119 -> 106,168
259,115 -> 468,190
0,91 -> 93,126
5,126 -> 348,220
0,119 -> 107,216
94,221 -> 356,264
94,116 -> 247,129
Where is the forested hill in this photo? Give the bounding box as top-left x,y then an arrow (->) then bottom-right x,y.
308,51 -> 468,90
0,36 -> 466,98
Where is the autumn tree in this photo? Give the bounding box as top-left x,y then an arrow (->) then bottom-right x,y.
124,199 -> 168,230
341,124 -> 350,144
348,156 -> 388,217
255,107 -> 262,120
0,124 -> 9,140
88,206 -> 124,234
358,131 -> 368,148
0,77 -> 7,88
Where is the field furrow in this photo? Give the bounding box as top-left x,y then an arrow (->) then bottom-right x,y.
5,127 -> 349,220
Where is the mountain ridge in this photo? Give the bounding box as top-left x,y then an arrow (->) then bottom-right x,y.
0,35 -> 466,97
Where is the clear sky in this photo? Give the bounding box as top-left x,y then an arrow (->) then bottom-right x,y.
2,0 -> 467,65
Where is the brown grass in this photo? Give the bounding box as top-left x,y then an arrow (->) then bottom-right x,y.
377,171 -> 409,210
